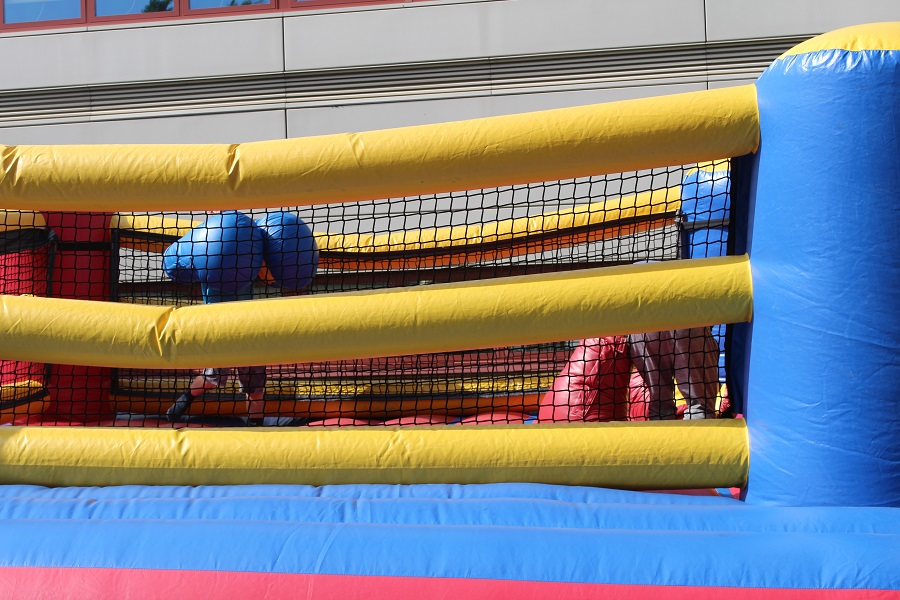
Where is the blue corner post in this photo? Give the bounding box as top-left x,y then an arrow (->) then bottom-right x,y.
740,25 -> 900,506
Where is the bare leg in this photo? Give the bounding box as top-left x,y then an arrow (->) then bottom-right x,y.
247,392 -> 265,423
627,330 -> 679,420
239,365 -> 267,425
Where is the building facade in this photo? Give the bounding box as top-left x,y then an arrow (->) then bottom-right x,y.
1,0 -> 897,145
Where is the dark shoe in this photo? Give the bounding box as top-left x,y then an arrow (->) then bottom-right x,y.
166,394 -> 194,422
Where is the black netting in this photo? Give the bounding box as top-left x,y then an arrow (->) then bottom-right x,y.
0,228 -> 53,423
0,161 -> 734,426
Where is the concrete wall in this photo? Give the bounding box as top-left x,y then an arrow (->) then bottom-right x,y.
0,0 -> 896,144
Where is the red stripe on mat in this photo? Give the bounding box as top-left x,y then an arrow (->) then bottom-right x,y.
0,568 -> 896,600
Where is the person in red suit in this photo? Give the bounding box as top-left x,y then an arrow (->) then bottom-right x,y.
539,328 -> 725,422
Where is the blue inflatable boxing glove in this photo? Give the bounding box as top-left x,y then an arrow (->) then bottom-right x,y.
255,211 -> 319,291
162,235 -> 199,284
162,211 -> 265,293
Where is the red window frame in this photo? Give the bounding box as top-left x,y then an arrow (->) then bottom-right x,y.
0,0 -> 87,30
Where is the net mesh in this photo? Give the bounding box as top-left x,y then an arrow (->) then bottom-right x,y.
0,160 -> 734,426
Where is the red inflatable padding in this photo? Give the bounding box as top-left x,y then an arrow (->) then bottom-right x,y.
0,568 -> 880,600
0,248 -> 48,387
11,416 -> 117,427
459,411 -> 531,424
380,415 -> 455,426
306,418 -> 374,427
41,212 -> 114,420
538,337 -> 631,422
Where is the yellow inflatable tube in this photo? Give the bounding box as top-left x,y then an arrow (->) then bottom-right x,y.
0,255 -> 752,369
0,86 -> 758,212
0,210 -> 45,232
0,420 -> 749,488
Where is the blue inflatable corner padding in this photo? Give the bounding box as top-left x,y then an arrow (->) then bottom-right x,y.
745,48 -> 900,506
679,168 -> 731,260
162,211 -> 265,293
255,212 -> 319,292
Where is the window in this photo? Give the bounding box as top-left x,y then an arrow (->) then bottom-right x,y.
95,0 -> 172,17
1,0 -> 413,29
4,0 -> 79,24
189,0 -> 267,10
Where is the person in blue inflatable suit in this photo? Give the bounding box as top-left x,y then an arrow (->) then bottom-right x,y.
162,210 -> 319,424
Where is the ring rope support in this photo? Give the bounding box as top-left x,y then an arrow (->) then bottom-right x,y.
0,420 -> 749,488
0,255 -> 753,369
0,86 -> 758,211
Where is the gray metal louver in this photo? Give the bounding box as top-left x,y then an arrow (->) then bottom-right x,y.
0,36 -> 800,126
